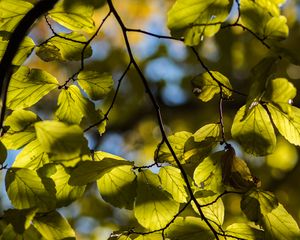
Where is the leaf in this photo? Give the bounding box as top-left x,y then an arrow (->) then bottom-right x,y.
69,158 -> 133,186
49,0 -> 95,33
1,224 -> 42,240
39,164 -> 86,208
192,71 -> 232,102
264,78 -> 296,106
263,204 -> 300,239
0,0 -> 33,31
56,85 -> 106,134
12,139 -> 49,170
134,234 -> 162,240
0,140 -> 7,164
221,146 -> 259,191
193,151 -> 224,194
157,131 -> 192,164
192,194 -> 225,227
7,66 -> 58,110
36,32 -> 92,62
134,170 -> 180,230
35,120 -> 85,161
0,35 -> 35,65
32,211 -> 75,239
194,123 -> 221,143
165,216 -> 214,240
77,71 -> 114,100
239,0 -> 288,40
158,166 -> 188,203
267,104 -> 300,146
231,104 -> 276,155
167,0 -> 233,46
97,165 -> 136,209
241,189 -> 278,223
4,208 -> 37,234
225,223 -> 265,239
2,110 -> 39,150
5,168 -> 56,212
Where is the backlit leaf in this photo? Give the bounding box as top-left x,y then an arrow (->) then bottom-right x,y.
0,35 -> 35,65
267,104 -> 300,146
159,166 -> 188,203
193,151 -> 224,194
32,211 -> 75,239
49,0 -> 95,33
194,123 -> 221,143
36,32 -> 92,62
13,139 -> 49,170
192,71 -> 232,102
0,140 -> 7,164
39,164 -> 85,208
97,165 -> 136,209
35,120 -> 85,161
231,104 -> 276,155
134,170 -> 180,230
225,223 -> 265,239
4,208 -> 37,234
165,216 -> 214,240
240,0 -> 288,40
263,204 -> 300,239
69,158 -> 133,186
0,0 -> 33,31
78,71 -> 113,100
7,66 -> 58,110
2,110 -> 39,150
167,0 -> 233,46
5,168 -> 56,212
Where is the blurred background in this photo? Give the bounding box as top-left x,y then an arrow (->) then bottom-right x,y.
2,0 -> 300,239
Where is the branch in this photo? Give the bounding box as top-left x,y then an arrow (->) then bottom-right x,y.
106,0 -> 220,238
0,0 -> 59,135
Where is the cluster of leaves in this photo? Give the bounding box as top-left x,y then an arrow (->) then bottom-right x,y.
0,0 -> 299,239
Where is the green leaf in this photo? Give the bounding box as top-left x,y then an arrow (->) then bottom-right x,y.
157,131 -> 192,164
192,71 -> 232,102
39,164 -> 86,208
0,140 -> 7,164
4,208 -> 37,234
97,165 -> 136,209
77,71 -> 113,100
263,204 -> 300,239
0,35 -> 35,65
69,158 -> 133,186
55,86 -> 85,125
231,104 -> 276,155
193,123 -> 221,143
267,104 -> 300,146
225,223 -> 265,239
5,168 -> 56,212
241,189 -> 278,223
264,78 -> 296,105
165,216 -> 214,240
193,151 -> 224,194
158,166 -> 188,203
0,0 -> 33,31
134,234 -> 162,240
32,211 -> 75,239
7,66 -> 58,110
49,0 -> 95,33
134,170 -> 180,230
36,32 -> 92,62
192,193 -> 224,227
12,139 -> 49,170
55,85 -> 106,134
2,110 -> 39,150
167,0 -> 233,46
240,0 -> 288,40
35,120 -> 85,161
1,224 -> 42,240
